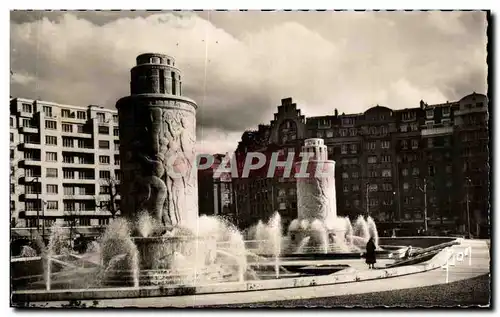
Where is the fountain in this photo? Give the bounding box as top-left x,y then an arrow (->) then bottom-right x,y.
11,53 -> 460,307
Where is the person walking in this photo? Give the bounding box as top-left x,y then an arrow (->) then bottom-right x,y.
365,237 -> 377,269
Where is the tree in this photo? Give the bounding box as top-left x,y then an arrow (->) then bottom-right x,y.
96,177 -> 121,219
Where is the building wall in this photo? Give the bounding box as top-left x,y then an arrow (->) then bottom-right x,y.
232,93 -> 490,236
10,98 -> 120,229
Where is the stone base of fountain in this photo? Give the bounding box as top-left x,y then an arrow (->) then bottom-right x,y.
132,235 -> 218,286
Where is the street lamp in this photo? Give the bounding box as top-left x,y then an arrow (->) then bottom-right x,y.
465,177 -> 472,239
417,177 -> 428,232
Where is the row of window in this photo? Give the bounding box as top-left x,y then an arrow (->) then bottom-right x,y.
20,103 -> 117,122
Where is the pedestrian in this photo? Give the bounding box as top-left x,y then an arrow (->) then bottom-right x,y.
365,237 -> 377,269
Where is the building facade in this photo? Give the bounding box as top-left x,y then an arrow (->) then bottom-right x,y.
10,97 -> 121,230
232,93 -> 490,237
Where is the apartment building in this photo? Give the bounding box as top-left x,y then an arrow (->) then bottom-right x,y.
232,93 -> 490,237
10,97 -> 121,230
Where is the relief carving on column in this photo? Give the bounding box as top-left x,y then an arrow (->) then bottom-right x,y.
123,103 -> 196,232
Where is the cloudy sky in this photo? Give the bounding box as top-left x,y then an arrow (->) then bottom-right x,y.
10,10 -> 488,154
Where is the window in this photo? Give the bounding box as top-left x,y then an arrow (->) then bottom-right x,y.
10,183 -> 15,194
366,142 -> 376,150
10,133 -> 14,142
381,155 -> 391,163
400,124 -> 408,132
61,109 -> 71,118
45,136 -> 57,145
98,126 -> 109,135
446,165 -> 452,173
100,185 -> 111,194
42,106 -> 52,117
369,199 -> 379,206
99,156 -> 110,164
428,165 -> 435,176
341,145 -> 348,154
369,170 -> 378,178
341,158 -> 348,165
46,184 -> 58,194
351,158 -> 359,164
62,124 -> 73,133
62,137 -> 74,148
354,199 -> 360,207
350,144 -> 358,153
10,149 -> 14,159
382,169 -> 392,177
100,171 -> 111,179
63,170 -> 75,179
22,103 -> 32,113
45,120 -> 57,130
10,117 -> 14,127
368,156 -> 377,164
113,115 -> 118,123
369,127 -> 377,135
352,172 -> 359,179
325,130 -> 333,138
343,185 -> 349,193
410,123 -> 419,131
402,112 -> 415,121
349,128 -> 357,136
383,183 -> 393,191
352,184 -> 360,191
99,140 -> 110,149
442,107 -> 450,117
63,155 -> 73,163
444,137 -> 451,147
340,129 -> 347,137
427,138 -> 433,148
412,168 -> 420,176
113,128 -> 119,136
77,124 -> 85,133
46,152 -> 57,162
411,139 -> 419,149
46,201 -> 58,210
380,126 -> 388,135
77,111 -> 86,120
381,141 -> 390,149
97,113 -> 106,123
99,218 -> 110,226
22,118 -> 31,127
403,183 -> 409,191
426,109 -> 434,119
446,180 -> 452,187
46,168 -> 58,178
114,141 -> 120,151
342,172 -> 349,179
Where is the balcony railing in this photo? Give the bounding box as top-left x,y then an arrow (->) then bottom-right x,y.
421,126 -> 453,137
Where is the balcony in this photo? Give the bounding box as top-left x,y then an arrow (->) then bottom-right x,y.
23,193 -> 42,200
23,158 -> 42,165
455,107 -> 487,116
20,126 -> 38,134
63,146 -> 95,153
62,161 -> 96,169
21,142 -> 41,150
62,130 -> 92,138
63,194 -> 95,200
64,210 -> 98,216
421,126 -> 453,137
21,176 -> 42,183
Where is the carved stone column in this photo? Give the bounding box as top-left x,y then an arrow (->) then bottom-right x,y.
116,53 -> 198,232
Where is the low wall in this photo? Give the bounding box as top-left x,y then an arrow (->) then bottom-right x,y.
378,237 -> 457,249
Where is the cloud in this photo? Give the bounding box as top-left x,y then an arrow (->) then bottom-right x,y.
10,11 -> 487,154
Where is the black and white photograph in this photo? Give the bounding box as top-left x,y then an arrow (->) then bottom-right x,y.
8,7 -> 491,308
